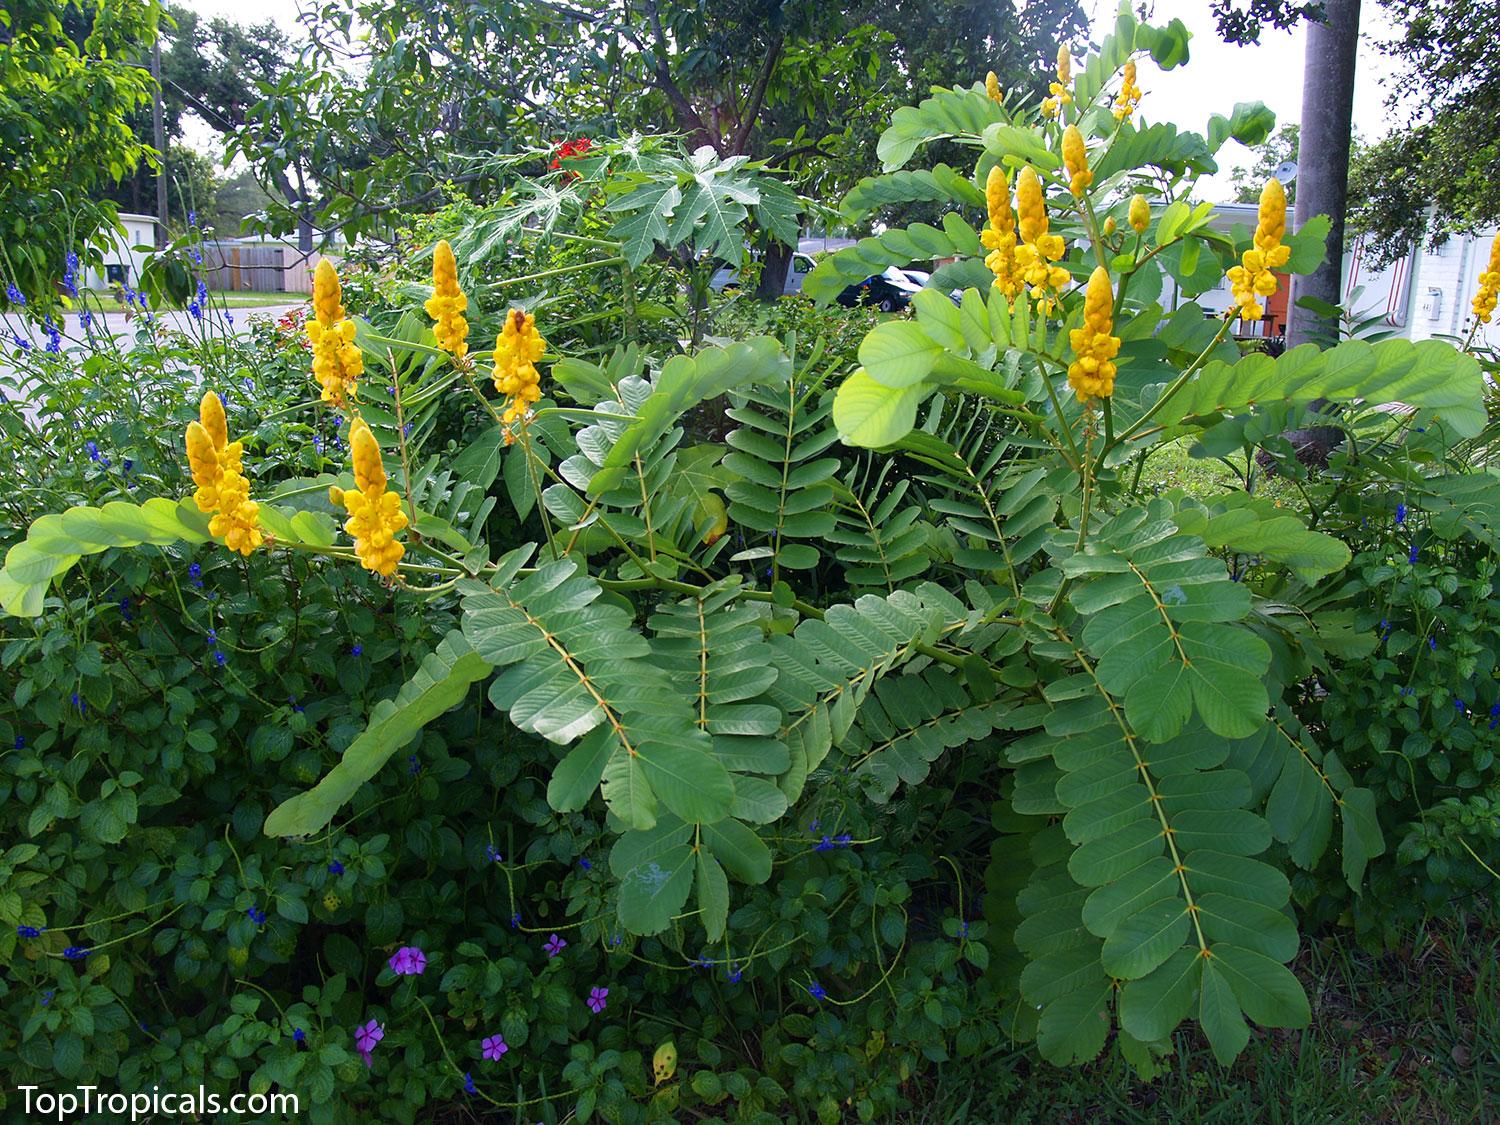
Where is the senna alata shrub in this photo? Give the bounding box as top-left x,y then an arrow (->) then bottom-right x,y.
1,2 -> 1493,1088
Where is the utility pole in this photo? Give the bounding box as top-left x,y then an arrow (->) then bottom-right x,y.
151,40 -> 168,248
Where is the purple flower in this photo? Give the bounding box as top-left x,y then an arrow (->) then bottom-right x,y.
727,962 -> 742,983
544,933 -> 566,958
1396,503 -> 1407,523
408,754 -> 420,775
78,308 -> 91,330
189,210 -> 198,227
481,1034 -> 507,1060
808,982 -> 826,1000
206,630 -> 217,645
1410,544 -> 1419,564
214,649 -> 227,666
86,441 -> 100,462
293,1028 -> 305,1043
71,693 -> 85,714
510,911 -> 520,928
41,991 -> 53,1006
351,645 -> 363,656
6,283 -> 24,304
188,300 -> 203,321
484,844 -> 502,863
63,946 -> 89,960
388,946 -> 427,975
354,1018 -> 384,1066
1430,637 -> 1438,650
586,986 -> 609,1013
248,905 -> 266,925
226,312 -> 234,326
13,736 -> 22,750
834,834 -> 853,847
328,860 -> 343,874
815,836 -> 834,852
189,563 -> 202,588
579,857 -> 592,870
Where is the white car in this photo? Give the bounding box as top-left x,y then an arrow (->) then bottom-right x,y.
710,252 -> 818,295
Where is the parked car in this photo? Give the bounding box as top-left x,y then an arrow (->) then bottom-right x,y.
710,252 -> 819,295
836,266 -> 924,312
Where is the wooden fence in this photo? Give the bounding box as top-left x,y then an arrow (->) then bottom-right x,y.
200,244 -> 318,293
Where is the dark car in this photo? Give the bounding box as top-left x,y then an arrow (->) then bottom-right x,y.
836,267 -> 923,312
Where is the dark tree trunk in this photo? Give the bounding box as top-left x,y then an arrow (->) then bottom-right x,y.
755,239 -> 794,302
1280,0 -> 1361,468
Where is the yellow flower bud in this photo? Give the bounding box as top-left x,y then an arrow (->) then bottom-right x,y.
986,71 -> 1001,102
308,260 -> 362,410
492,309 -> 547,428
199,391 -> 227,452
185,393 -> 261,554
341,418 -> 407,578
313,258 -> 345,327
1103,216 -> 1117,237
1062,125 -> 1092,197
1012,167 -> 1069,313
1129,194 -> 1151,234
1056,45 -> 1071,85
1114,58 -> 1143,121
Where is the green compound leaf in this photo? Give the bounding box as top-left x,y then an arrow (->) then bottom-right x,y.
264,631 -> 492,837
1,498 -> 211,618
611,818 -> 696,935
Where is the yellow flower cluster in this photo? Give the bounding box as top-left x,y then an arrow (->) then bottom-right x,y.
424,239 -> 469,357
1013,166 -> 1070,312
1068,267 -> 1122,403
184,391 -> 262,555
492,309 -> 546,426
1226,178 -> 1291,323
981,167 -> 1021,299
1113,59 -> 1142,121
1471,231 -> 1500,325
1129,193 -> 1151,234
1062,125 -> 1092,197
308,259 -> 363,410
985,71 -> 1002,102
331,417 -> 408,577
1042,45 -> 1072,118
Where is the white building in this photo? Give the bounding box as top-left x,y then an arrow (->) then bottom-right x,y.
87,212 -> 159,291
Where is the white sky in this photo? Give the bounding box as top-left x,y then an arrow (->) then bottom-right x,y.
179,0 -> 1411,202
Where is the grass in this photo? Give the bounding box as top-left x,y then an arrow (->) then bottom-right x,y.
1133,435 -> 1302,507
904,904 -> 1498,1125
206,290 -> 304,309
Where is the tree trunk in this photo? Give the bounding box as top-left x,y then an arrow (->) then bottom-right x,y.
1279,0 -> 1361,469
754,238 -> 793,302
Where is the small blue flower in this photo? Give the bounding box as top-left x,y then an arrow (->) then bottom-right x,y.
959,921 -> 969,938
214,649 -> 227,666
610,933 -> 623,948
85,441 -> 100,462
122,459 -> 133,473
484,844 -> 502,863
71,692 -> 85,714
815,836 -> 834,852
351,645 -> 363,656
11,332 -> 30,353
6,283 -> 25,305
1396,503 -> 1407,524
463,1072 -> 476,1094
63,946 -> 88,960
1430,637 -> 1437,651
191,249 -> 202,265
294,1028 -> 305,1043
188,300 -> 202,321
78,308 -> 91,329
41,991 -> 53,1007
835,834 -> 853,847
290,695 -> 304,713
17,925 -> 41,938
189,563 -> 202,588
189,210 -> 198,227
328,860 -> 344,875
206,629 -> 217,645
510,911 -> 521,928
248,905 -> 266,925
13,736 -> 23,750
1455,700 -> 1465,713
808,982 -> 827,1000
408,754 -> 420,775
197,279 -> 208,303
119,597 -> 133,622
727,962 -> 742,983
579,857 -> 592,870
1410,544 -> 1419,564
225,312 -> 234,326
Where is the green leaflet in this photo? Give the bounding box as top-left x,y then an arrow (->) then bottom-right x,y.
874,85 -> 1015,172
263,631 -> 492,837
1067,502 -> 1270,741
1173,492 -> 1352,585
840,164 -> 985,216
460,560 -> 732,830
610,814 -> 773,937
803,213 -> 982,305
0,498 -> 211,618
1147,338 -> 1485,439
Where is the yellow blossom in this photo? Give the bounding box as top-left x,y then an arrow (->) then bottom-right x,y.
334,417 -> 408,578
1113,59 -> 1143,121
981,167 -> 1023,299
1013,166 -> 1070,312
1129,193 -> 1151,234
1062,125 -> 1092,197
1067,267 -> 1122,402
423,239 -> 469,357
1043,45 -> 1073,118
1226,178 -> 1292,323
183,391 -> 261,555
307,258 -> 363,410
1471,231 -> 1500,325
986,71 -> 1002,102
492,309 -> 546,427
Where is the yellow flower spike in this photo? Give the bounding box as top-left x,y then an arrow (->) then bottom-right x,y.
1229,178 -> 1292,324
1129,193 -> 1151,234
308,258 -> 363,410
1012,166 -> 1069,312
1044,44 -> 1073,118
1067,267 -> 1122,403
423,239 -> 469,358
491,309 -> 547,427
1062,125 -> 1092,197
342,417 -> 407,577
986,71 -> 1002,102
1472,232 -> 1500,325
1114,58 -> 1143,121
184,393 -> 261,554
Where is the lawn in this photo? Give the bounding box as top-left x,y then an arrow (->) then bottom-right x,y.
206,289 -> 306,308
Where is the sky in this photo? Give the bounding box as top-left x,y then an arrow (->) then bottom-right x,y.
179,0 -> 1410,202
